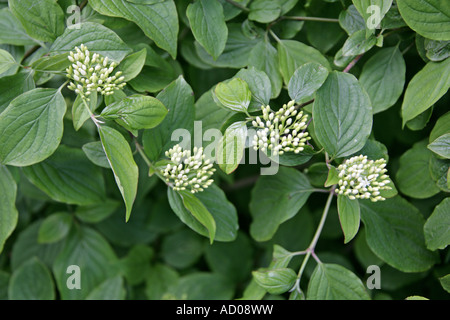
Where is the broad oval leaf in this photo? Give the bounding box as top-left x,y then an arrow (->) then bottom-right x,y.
85,276 -> 126,300
249,167 -> 313,241
216,121 -> 248,174
142,76 -> 195,161
99,126 -> 139,222
288,62 -> 329,103
23,145 -> 106,205
101,94 -> 168,131
115,48 -> 147,82
341,29 -> 377,57
9,0 -> 65,42
234,67 -> 272,112
89,0 -> 179,58
360,47 -> 406,114
360,196 -> 438,272
428,133 -> 450,159
214,78 -> 251,113
0,88 -> 66,166
424,198 -> 450,251
397,0 -> 450,40
307,263 -> 370,300
50,22 -> 131,62
8,257 -> 55,300
252,268 -> 297,295
53,226 -> 118,300
401,57 -> 450,125
0,165 -> 18,253
0,8 -> 37,46
248,40 -> 283,99
187,0 -> 228,60
277,40 -> 331,85
396,141 -> 440,199
337,195 -> 361,244
249,0 -> 281,23
167,184 -> 238,242
313,71 -> 372,159
0,49 -> 16,74
179,190 -> 216,244
38,212 -> 73,244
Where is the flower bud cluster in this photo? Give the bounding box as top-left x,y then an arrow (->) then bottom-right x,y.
162,144 -> 215,194
252,100 -> 311,156
335,155 -> 391,202
66,44 -> 126,99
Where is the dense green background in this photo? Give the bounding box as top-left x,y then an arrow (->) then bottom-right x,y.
0,0 -> 449,300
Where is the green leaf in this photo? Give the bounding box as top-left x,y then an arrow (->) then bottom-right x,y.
306,162 -> 329,188
307,263 -> 370,300
396,141 -> 441,199
195,89 -> 234,133
352,0 -> 393,33
128,64 -> 178,93
214,78 -> 252,113
424,198 -> 450,251
313,71 -> 372,158
115,48 -> 147,82
101,94 -> 168,131
430,111 -> 450,142
360,47 -> 405,114
0,88 -> 66,167
424,39 -> 450,61
406,106 -> 433,131
252,268 -> 296,295
194,23 -> 262,69
234,67 -> 272,112
397,0 -> 450,40
23,145 -> 106,205
85,276 -> 126,300
99,126 -> 139,222
249,0 -> 281,23
161,229 -> 204,269
53,226 -> 118,300
0,8 -> 37,45
339,5 -> 365,36
144,263 -> 179,299
178,190 -> 216,244
167,184 -> 238,242
118,245 -> 153,285
272,245 -> 294,269
50,22 -> 131,62
277,40 -> 331,85
439,274 -> 450,293
205,232 -> 254,283
72,93 -> 98,131
337,195 -> 361,244
0,71 -> 35,114
82,141 -> 110,169
142,76 -> 194,161
360,196 -> 438,272
429,155 -> 450,192
75,199 -> 120,224
8,257 -> 55,300
248,40 -> 283,99
216,121 -> 248,174
0,165 -> 18,253
249,167 -> 313,241
325,166 -> 340,187
341,29 -> 377,56
288,62 -> 329,103
428,133 -> 450,159
38,212 -> 73,244
187,0 -> 228,60
0,49 -> 16,74
167,272 -> 234,300
401,58 -> 450,125
9,0 -> 65,42
89,0 -> 179,58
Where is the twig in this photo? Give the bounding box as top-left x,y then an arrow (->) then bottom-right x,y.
343,54 -> 363,73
